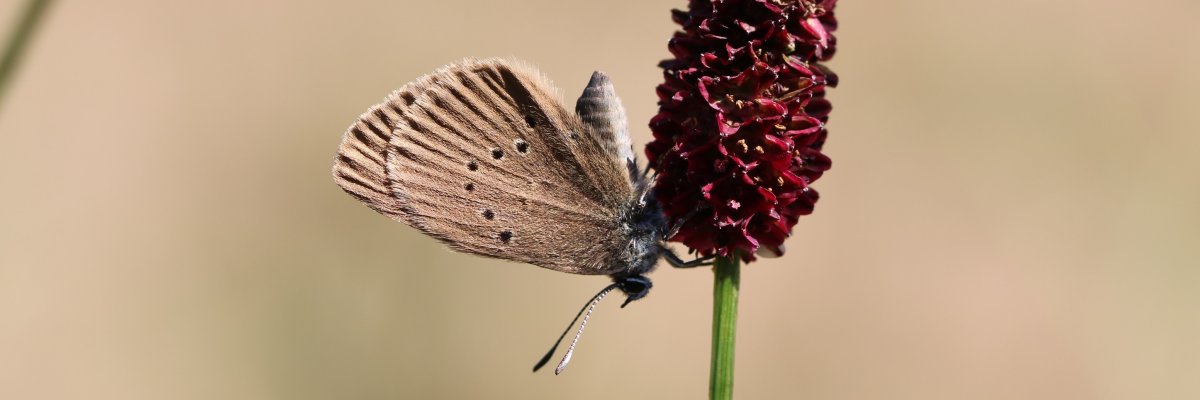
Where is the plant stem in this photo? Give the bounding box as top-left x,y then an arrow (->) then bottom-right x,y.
0,0 -> 54,114
710,254 -> 740,400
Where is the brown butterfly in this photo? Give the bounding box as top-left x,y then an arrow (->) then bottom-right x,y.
331,59 -> 710,374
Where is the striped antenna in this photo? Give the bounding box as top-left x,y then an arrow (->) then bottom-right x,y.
533,283 -> 619,374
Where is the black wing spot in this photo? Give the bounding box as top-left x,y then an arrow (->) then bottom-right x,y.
491,148 -> 504,160
467,160 -> 479,171
499,230 -> 513,243
482,209 -> 495,220
524,115 -> 537,128
514,139 -> 529,154
464,182 -> 475,191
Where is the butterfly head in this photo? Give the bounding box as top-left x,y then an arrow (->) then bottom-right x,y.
615,274 -> 653,308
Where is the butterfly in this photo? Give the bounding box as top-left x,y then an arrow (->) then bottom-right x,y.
331,59 -> 711,374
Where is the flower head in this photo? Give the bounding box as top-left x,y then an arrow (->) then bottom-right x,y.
647,0 -> 838,261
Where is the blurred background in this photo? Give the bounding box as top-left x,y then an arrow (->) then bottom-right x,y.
1,0 -> 1197,399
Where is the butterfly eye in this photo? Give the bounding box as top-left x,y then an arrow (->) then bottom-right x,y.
514,139 -> 529,154
491,148 -> 504,160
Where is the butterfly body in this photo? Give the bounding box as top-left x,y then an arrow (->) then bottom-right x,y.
613,193 -> 668,275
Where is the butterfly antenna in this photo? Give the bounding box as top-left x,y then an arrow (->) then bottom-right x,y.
533,283 -> 620,374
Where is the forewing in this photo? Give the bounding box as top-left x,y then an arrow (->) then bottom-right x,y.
381,59 -> 635,274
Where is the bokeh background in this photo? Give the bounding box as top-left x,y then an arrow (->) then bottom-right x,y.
1,1 -> 1198,399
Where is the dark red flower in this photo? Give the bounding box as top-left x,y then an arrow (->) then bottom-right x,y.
648,0 -> 838,261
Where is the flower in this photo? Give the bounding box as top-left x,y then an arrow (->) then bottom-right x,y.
647,0 -> 838,261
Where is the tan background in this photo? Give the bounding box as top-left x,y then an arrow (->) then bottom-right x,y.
1,1 -> 1198,399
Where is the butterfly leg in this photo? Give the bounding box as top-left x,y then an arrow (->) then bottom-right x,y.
662,247 -> 715,268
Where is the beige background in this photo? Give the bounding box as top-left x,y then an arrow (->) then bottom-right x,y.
1,1 -> 1198,399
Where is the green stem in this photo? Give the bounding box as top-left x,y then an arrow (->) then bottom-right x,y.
0,0 -> 54,114
710,255 -> 740,400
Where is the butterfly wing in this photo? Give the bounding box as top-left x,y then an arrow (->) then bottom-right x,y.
332,72 -> 447,221
574,72 -> 640,183
335,59 -> 637,275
